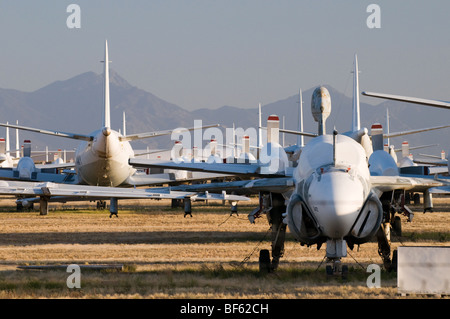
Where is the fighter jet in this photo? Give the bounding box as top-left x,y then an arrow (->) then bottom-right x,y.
134,55 -> 449,276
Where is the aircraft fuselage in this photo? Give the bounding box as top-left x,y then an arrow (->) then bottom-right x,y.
75,127 -> 135,186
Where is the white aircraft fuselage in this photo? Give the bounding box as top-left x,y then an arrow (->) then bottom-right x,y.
75,128 -> 136,187
287,132 -> 383,256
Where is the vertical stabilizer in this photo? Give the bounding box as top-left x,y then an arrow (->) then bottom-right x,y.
267,115 -> 280,144
0,139 -> 5,155
5,122 -> 10,154
258,103 -> 262,159
23,140 -> 31,157
122,111 -> 126,136
258,103 -> 262,146
103,40 -> 111,129
298,89 -> 304,147
401,141 -> 409,158
386,108 -> 390,147
371,123 -> 384,151
15,120 -> 19,158
352,54 -> 360,132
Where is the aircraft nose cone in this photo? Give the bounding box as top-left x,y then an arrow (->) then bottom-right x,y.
307,170 -> 365,239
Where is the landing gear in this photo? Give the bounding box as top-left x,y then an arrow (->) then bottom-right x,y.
324,239 -> 349,279
109,197 -> 118,218
325,260 -> 348,280
256,192 -> 287,273
184,197 -> 192,218
96,200 -> 107,210
259,249 -> 271,273
377,223 -> 396,272
267,193 -> 287,272
392,216 -> 402,236
376,192 -> 406,272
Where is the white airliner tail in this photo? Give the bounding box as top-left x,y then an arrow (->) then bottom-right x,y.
102,40 -> 111,129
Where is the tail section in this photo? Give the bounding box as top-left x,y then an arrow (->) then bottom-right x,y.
371,123 -> 384,151
401,141 -> 410,158
102,40 -> 111,129
298,89 -> 304,147
352,54 -> 360,132
267,115 -> 280,144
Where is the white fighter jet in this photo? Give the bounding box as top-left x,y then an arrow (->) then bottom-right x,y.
136,55 -> 449,276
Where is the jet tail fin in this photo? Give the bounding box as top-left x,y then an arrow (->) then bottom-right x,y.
102,40 -> 111,129
371,123 -> 384,151
352,54 -> 361,132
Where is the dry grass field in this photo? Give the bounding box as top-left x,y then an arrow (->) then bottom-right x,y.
0,195 -> 448,299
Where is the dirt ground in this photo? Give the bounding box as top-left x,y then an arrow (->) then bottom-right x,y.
0,195 -> 448,299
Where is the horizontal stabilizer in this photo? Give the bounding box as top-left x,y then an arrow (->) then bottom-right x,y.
278,128 -> 318,138
385,124 -> 450,138
129,158 -> 288,177
153,177 -> 295,195
0,123 -> 93,141
362,91 -> 450,110
120,124 -> 220,142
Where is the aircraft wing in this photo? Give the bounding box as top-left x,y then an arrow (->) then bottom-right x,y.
154,176 -> 296,195
0,180 -> 249,202
0,123 -> 93,141
120,124 -> 220,142
362,91 -> 450,110
370,175 -> 447,193
429,186 -> 450,194
129,159 -> 288,177
0,168 -> 78,184
35,162 -> 76,170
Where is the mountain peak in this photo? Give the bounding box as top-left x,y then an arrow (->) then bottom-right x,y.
109,69 -> 133,89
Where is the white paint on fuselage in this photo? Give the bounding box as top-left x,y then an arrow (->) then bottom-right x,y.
75,128 -> 135,186
292,134 -> 371,239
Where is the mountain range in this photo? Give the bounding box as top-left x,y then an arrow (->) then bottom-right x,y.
0,70 -> 448,158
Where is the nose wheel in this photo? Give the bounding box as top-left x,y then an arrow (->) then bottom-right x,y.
325,259 -> 349,280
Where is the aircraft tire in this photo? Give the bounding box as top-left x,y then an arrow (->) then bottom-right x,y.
259,249 -> 271,274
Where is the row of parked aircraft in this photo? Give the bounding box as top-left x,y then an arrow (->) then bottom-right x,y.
0,42 -> 449,277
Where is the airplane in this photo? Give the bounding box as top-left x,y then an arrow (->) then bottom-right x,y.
132,55 -> 450,277
0,41 -> 226,209
415,150 -> 448,175
362,90 -> 450,174
0,179 -> 249,217
0,122 -> 22,168
0,40 -> 220,188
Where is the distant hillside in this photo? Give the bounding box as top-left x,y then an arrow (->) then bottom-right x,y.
0,71 -> 448,158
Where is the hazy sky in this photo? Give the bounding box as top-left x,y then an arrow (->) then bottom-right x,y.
1,1 -> 450,111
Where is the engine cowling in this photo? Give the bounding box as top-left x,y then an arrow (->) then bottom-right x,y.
16,157 -> 37,180
368,150 -> 399,176
346,191 -> 383,244
286,193 -> 323,245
